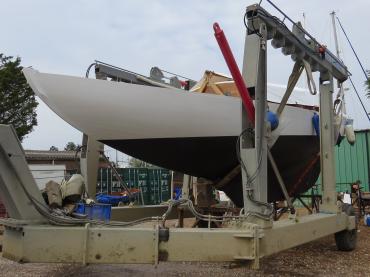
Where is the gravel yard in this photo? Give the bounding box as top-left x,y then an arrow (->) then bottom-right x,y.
0,223 -> 369,277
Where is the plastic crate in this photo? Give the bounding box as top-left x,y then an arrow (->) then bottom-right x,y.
365,214 -> 370,227
75,203 -> 111,222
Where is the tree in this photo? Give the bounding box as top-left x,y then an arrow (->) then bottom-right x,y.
128,157 -> 153,168
64,141 -> 79,151
49,146 -> 59,151
366,70 -> 370,98
0,54 -> 38,141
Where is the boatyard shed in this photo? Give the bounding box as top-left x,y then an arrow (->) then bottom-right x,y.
25,149 -> 110,172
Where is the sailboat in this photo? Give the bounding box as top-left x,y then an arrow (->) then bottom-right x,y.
23,67 -> 321,206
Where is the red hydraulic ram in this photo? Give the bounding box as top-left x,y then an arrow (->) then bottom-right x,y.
213,22 -> 255,126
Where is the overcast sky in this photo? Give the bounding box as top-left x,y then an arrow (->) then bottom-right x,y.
2,0 -> 370,163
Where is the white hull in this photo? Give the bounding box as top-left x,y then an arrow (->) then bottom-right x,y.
23,68 -> 316,141
23,68 -> 321,204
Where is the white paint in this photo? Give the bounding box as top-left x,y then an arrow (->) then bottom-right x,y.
23,68 -> 317,142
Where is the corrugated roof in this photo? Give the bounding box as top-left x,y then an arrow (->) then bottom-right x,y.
24,150 -> 78,160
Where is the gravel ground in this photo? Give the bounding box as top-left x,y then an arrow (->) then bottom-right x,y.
0,224 -> 369,277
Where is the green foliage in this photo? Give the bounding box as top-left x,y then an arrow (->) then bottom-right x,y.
64,141 -> 79,151
128,157 -> 153,168
0,54 -> 38,141
49,146 -> 59,151
366,70 -> 370,98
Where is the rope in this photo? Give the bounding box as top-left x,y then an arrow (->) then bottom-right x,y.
302,60 -> 317,95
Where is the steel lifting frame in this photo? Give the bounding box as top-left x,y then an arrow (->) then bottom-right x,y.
241,4 -> 346,216
0,3 -> 356,270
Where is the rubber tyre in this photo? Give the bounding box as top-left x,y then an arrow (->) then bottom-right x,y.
334,204 -> 357,251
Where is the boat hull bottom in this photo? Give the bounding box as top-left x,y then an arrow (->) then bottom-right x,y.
102,135 -> 320,206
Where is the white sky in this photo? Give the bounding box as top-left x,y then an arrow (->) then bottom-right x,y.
1,0 -> 370,164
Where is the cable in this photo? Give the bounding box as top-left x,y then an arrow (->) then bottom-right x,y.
235,129 -> 273,218
348,77 -> 370,123
331,16 -> 370,128
8,148 -> 157,227
85,62 -> 96,78
161,199 -> 271,224
336,16 -> 368,81
156,68 -> 193,81
244,11 -> 263,38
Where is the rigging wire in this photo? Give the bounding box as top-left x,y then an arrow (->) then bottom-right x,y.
348,77 -> 370,123
336,16 -> 368,81
334,16 -> 370,123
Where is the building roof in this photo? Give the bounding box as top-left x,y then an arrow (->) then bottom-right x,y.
24,150 -> 78,161
24,150 -> 109,163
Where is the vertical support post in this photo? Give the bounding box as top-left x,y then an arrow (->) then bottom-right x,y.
82,223 -> 90,266
252,226 -> 260,269
319,73 -> 338,213
253,26 -> 268,204
240,23 -> 271,225
170,171 -> 174,200
181,174 -> 191,200
79,68 -> 106,199
80,134 -> 103,199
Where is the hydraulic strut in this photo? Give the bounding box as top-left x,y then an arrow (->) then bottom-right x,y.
213,22 -> 255,126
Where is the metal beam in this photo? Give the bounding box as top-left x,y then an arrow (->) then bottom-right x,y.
95,63 -> 150,85
261,213 -> 355,256
111,205 -> 193,222
267,149 -> 294,213
245,4 -> 349,82
276,61 -> 304,117
0,125 -> 45,221
241,23 -> 271,225
319,74 -> 338,213
1,213 -> 355,265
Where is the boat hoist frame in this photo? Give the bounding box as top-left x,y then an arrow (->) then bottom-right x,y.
0,3 -> 356,269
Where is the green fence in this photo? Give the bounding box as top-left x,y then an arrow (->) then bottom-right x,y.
314,130 -> 370,193
96,168 -> 171,205
334,130 -> 369,191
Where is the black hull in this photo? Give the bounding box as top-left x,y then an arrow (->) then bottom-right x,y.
102,136 -> 320,205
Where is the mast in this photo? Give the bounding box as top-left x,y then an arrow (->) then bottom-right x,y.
330,11 -> 341,59
330,11 -> 345,113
